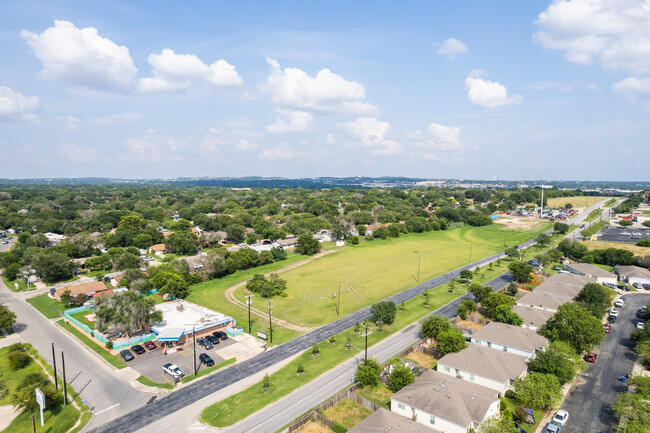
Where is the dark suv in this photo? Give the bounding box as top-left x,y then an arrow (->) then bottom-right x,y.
199,353 -> 215,366
205,335 -> 220,345
119,350 -> 134,361
198,337 -> 213,349
213,330 -> 228,340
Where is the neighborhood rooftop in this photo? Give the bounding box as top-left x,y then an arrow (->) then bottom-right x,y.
151,300 -> 234,335
437,343 -> 528,383
516,291 -> 570,311
565,262 -> 616,278
471,322 -> 548,353
348,407 -> 439,433
512,305 -> 555,329
616,265 -> 650,280
392,369 -> 498,428
533,273 -> 595,298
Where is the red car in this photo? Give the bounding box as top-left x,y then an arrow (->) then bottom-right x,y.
604,323 -> 610,333
585,352 -> 598,363
144,341 -> 157,350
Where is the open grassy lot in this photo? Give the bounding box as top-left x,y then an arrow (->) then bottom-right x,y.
234,225 -> 547,327
186,254 -> 305,345
547,196 -> 611,209
322,398 -> 372,429
71,310 -> 96,329
26,293 -> 67,319
0,345 -> 81,433
354,383 -> 393,409
581,240 -> 650,256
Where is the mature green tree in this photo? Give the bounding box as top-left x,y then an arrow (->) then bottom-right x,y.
505,248 -> 519,260
540,303 -> 605,353
479,416 -> 519,433
612,376 -> 650,433
553,222 -> 569,234
245,273 -> 287,298
508,261 -> 533,283
371,301 -> 397,325
557,239 -> 587,259
33,233 -> 49,248
469,282 -> 492,304
387,362 -> 415,392
132,233 -> 154,249
295,234 -> 321,255
32,250 -> 74,283
527,345 -> 578,384
420,315 -> 451,339
3,262 -> 20,281
535,234 -> 551,247
151,272 -> 189,299
483,292 -> 516,314
492,305 -> 524,326
10,375 -> 58,413
514,372 -> 563,410
94,291 -> 163,335
355,358 -> 382,386
456,299 -> 477,320
634,339 -> 650,365
575,283 -> 609,318
460,269 -> 473,280
59,289 -> 74,307
0,304 -> 17,332
165,231 -> 198,255
114,252 -> 141,270
436,329 -> 467,355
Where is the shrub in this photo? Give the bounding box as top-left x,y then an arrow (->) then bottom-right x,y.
7,351 -> 30,370
637,239 -> 650,247
500,398 -> 507,411
347,236 -> 360,245
262,373 -> 270,390
331,422 -> 347,433
7,343 -> 25,353
296,364 -> 304,375
311,343 -> 320,355
105,341 -> 114,349
356,358 -> 382,386
504,389 -> 516,399
371,301 -> 397,325
387,362 -> 415,392
619,220 -> 633,227
329,335 -> 336,344
514,405 -> 528,424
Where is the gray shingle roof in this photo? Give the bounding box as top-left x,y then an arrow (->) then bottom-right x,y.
534,273 -> 595,298
471,321 -> 548,353
512,305 -> 555,329
437,344 -> 528,383
516,291 -> 569,311
391,370 -> 498,428
565,263 -> 615,278
349,408 -> 439,433
616,265 -> 650,280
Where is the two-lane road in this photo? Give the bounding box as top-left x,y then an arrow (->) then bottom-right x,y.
560,293 -> 650,433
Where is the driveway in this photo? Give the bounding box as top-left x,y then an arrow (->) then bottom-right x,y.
560,293 -> 650,433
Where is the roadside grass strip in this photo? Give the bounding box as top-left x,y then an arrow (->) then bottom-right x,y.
55,319 -> 127,369
181,357 -> 237,384
136,376 -> 174,390
26,293 -> 67,319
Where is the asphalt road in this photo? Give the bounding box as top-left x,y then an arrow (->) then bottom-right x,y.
0,280 -> 151,429
560,293 -> 650,433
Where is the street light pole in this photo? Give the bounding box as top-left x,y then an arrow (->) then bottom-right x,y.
268,302 -> 273,344
245,294 -> 254,333
193,327 -> 197,376
51,343 -> 58,390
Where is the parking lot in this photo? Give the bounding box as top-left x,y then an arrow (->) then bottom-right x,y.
124,337 -> 238,383
596,226 -> 650,243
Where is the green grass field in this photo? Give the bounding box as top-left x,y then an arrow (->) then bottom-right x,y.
584,208 -> 603,222
233,224 -> 547,327
547,196 -> 611,209
71,310 -> 96,329
26,293 -> 67,319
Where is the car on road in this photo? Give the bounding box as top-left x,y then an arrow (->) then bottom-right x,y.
163,363 -> 185,379
144,341 -> 157,350
199,353 -> 215,366
604,323 -> 610,333
609,309 -> 619,317
552,410 -> 569,426
119,350 -> 134,361
637,322 -> 645,330
614,299 -> 625,308
205,335 -> 220,345
131,344 -> 146,355
585,353 -> 598,363
213,330 -> 228,340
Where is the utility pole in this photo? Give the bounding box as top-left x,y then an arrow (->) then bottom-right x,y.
268,302 -> 273,344
61,351 -> 67,405
245,294 -> 254,333
51,343 -> 58,390
541,188 -> 544,215
361,322 -> 372,365
193,327 -> 197,376
468,242 -> 473,262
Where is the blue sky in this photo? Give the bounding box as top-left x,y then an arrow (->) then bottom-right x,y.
1,0 -> 649,181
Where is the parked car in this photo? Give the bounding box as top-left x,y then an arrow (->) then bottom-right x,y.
544,421 -> 562,433
552,410 -> 569,426
607,315 -> 617,323
205,335 -> 220,345
614,299 -> 625,308
144,341 -> 157,350
609,309 -> 619,317
585,353 -> 598,363
617,285 -> 630,291
131,344 -> 146,355
199,353 -> 215,366
213,330 -> 228,340
163,363 -> 184,379
604,323 -> 610,333
637,322 -> 646,330
197,337 -> 213,349
119,350 -> 134,361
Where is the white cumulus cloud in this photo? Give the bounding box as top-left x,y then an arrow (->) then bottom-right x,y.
259,58 -> 379,116
0,86 -> 39,122
613,77 -> 650,94
535,0 -> 650,75
437,38 -> 468,59
465,76 -> 522,108
21,20 -> 137,91
338,117 -> 401,155
427,123 -> 463,151
259,144 -> 307,161
326,133 -> 336,144
266,109 -> 313,134
138,49 -> 242,93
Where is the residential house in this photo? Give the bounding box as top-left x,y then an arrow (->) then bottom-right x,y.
533,273 -> 595,299
470,322 -> 548,358
616,265 -> 650,286
276,236 -> 298,249
437,344 -> 528,395
564,263 -> 617,285
391,370 -> 500,433
52,281 -> 111,301
150,243 -> 167,256
349,408 -> 438,433
43,232 -> 65,245
512,305 -> 554,331
516,291 -> 569,313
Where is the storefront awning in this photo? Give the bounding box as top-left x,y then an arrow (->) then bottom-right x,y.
155,327 -> 185,341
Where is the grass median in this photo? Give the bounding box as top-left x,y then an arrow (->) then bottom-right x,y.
181,357 -> 236,383
55,319 -> 126,369
136,376 -> 174,389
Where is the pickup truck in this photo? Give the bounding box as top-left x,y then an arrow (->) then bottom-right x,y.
163,363 -> 185,379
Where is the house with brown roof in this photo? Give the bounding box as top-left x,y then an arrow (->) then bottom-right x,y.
470,322 -> 548,358
391,370 -> 500,433
349,408 -> 438,433
564,263 -> 617,285
516,291 -> 569,313
533,273 -> 595,299
52,281 -> 111,301
512,305 -> 555,331
437,344 -> 528,395
150,243 -> 167,256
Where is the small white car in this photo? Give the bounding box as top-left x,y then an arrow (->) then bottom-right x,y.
609,309 -> 619,317
552,409 -> 569,426
638,322 -> 646,330
614,299 -> 625,308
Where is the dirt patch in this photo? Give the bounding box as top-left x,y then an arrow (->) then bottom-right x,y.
294,420 -> 333,433
495,217 -> 544,231
405,351 -> 437,369
84,313 -> 96,322
454,320 -> 484,330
